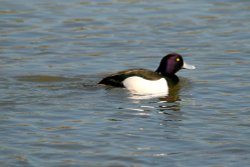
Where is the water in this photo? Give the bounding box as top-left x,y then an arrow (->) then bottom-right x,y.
1,0 -> 250,166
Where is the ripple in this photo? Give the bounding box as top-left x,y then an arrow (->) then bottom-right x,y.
1,0 -> 250,167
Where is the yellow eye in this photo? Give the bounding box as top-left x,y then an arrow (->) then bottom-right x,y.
176,58 -> 180,62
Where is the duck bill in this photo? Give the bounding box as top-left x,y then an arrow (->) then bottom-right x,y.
182,62 -> 196,70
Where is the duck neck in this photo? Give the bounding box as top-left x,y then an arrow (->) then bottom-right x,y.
156,70 -> 179,86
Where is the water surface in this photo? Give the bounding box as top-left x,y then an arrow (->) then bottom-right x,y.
1,0 -> 250,166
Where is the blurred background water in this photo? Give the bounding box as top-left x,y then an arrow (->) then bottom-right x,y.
1,0 -> 250,166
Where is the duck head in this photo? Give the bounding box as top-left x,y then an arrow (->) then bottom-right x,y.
156,53 -> 195,76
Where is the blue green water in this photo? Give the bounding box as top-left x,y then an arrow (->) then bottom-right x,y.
1,0 -> 250,166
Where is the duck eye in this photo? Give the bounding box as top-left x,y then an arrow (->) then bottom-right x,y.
176,58 -> 180,62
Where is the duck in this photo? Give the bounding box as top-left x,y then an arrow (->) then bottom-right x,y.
98,53 -> 195,95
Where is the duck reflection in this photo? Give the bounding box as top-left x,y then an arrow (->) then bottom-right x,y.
128,77 -> 193,113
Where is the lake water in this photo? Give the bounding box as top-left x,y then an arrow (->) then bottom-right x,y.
1,0 -> 250,166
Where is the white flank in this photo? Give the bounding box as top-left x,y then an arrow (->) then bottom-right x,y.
122,76 -> 168,95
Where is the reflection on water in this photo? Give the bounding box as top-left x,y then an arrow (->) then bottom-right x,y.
125,81 -> 183,117
125,97 -> 181,116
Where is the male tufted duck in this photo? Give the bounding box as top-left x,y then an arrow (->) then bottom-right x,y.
99,53 -> 195,95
